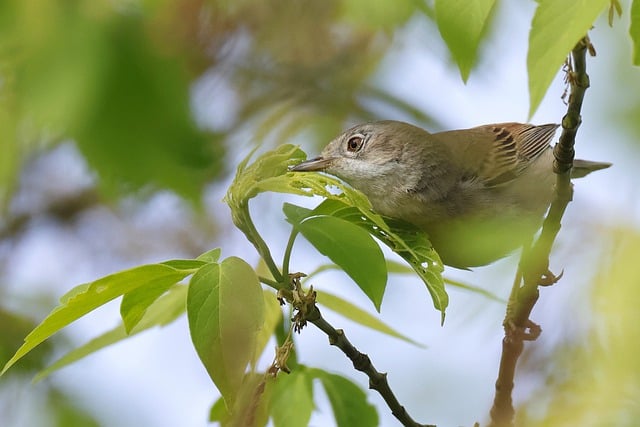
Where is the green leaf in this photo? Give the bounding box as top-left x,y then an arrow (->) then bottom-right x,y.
316,291 -> 423,347
226,147 -> 447,316
34,285 -> 188,382
187,257 -> 265,407
270,368 -> 314,427
443,277 -> 505,303
282,202 -> 314,225
210,373 -> 272,427
225,144 -> 308,209
311,369 -> 378,427
528,0 -> 609,117
435,0 -> 497,81
69,16 -> 223,199
285,198 -> 447,318
160,259 -> 208,271
196,248 -> 222,263
209,397 -> 229,423
120,259 -> 204,333
294,215 -> 387,311
631,0 -> 640,65
385,259 -> 504,302
1,263 -> 191,376
120,282 -> 177,334
209,373 -> 274,427
339,0 -> 417,30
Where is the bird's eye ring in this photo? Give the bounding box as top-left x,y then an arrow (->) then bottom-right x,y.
346,134 -> 365,152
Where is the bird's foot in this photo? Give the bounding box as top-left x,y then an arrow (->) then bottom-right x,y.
539,269 -> 563,286
506,319 -> 541,342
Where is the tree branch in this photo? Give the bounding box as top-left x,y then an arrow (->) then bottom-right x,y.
281,274 -> 433,427
488,36 -> 593,427
307,307 -> 435,427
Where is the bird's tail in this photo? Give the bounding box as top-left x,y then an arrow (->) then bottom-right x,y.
571,159 -> 612,178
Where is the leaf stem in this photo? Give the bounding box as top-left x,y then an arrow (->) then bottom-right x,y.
307,306 -> 434,427
259,276 -> 280,289
282,228 -> 299,279
240,204 -> 284,284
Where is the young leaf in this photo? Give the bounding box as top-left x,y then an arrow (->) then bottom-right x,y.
435,0 -> 497,81
225,145 -> 446,316
1,263 -> 192,376
225,144 -> 308,211
210,373 -> 272,427
34,285 -> 188,382
311,369 -> 378,427
282,202 -> 313,225
315,290 -> 423,347
295,215 -> 387,311
160,259 -> 208,270
209,397 -> 229,424
187,257 -> 265,407
196,248 -> 222,263
270,368 -> 314,427
631,0 -> 640,65
120,281 -> 177,334
121,259 -> 205,333
528,0 -> 609,117
285,198 -> 447,317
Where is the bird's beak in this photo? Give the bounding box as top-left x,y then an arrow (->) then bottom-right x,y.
289,156 -> 334,172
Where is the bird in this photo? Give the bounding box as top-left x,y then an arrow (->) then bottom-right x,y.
290,120 -> 610,268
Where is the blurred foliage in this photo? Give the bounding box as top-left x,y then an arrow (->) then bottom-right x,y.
1,0 -> 640,426
435,0 -> 497,82
516,229 -> 640,426
0,0 -> 224,201
0,307 -> 51,372
0,0 -> 439,207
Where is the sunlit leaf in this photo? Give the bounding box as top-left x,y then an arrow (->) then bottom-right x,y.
339,0 -> 416,30
225,144 -> 308,210
7,4 -> 223,199
315,291 -> 422,346
120,259 -> 204,333
210,373 -> 272,427
187,257 -> 264,407
270,368 -> 314,427
1,263 -> 192,376
631,0 -> 640,64
435,0 -> 497,81
286,211 -> 387,311
196,248 -> 222,263
209,397 -> 228,423
285,198 -> 447,318
225,145 -> 446,316
310,368 -> 378,427
528,0 -> 609,117
34,285 -> 188,382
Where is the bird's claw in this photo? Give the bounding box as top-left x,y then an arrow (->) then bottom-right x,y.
506,319 -> 542,342
539,269 -> 563,286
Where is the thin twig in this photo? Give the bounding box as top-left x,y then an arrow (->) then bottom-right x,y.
307,307 -> 435,427
488,36 -> 592,427
280,274 -> 432,426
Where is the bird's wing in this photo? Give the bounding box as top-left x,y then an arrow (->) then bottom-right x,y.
441,123 -> 559,187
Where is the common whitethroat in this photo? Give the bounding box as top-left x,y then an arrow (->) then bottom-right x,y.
291,120 -> 610,268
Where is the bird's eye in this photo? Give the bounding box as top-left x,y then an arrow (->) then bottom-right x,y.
346,134 -> 365,152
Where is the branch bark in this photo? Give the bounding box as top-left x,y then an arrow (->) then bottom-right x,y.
488,36 -> 593,427
308,306 -> 435,427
